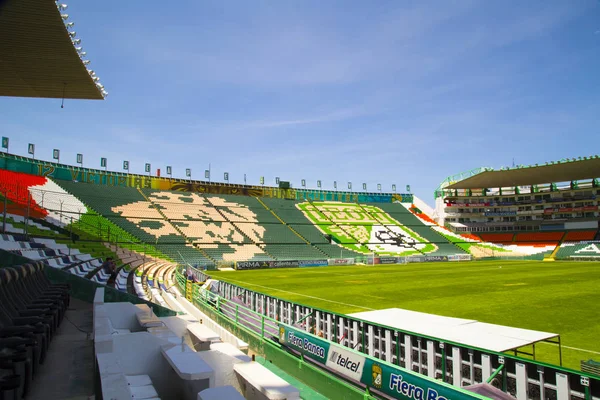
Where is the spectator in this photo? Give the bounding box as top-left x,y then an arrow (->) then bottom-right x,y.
102,257 -> 117,280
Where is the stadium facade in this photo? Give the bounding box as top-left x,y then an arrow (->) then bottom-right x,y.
435,158 -> 600,242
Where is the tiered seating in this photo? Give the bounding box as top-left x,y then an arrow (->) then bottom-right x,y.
155,243 -> 213,265
66,259 -> 103,277
563,230 -> 597,242
0,262 -> 70,398
0,169 -> 48,218
50,178 -> 470,260
368,203 -> 468,256
114,267 -> 129,291
289,224 -> 330,243
58,181 -> 178,258
478,233 -> 515,244
315,243 -> 363,258
197,244 -> 272,262
554,241 -> 600,260
261,198 -> 313,224
262,244 -> 326,260
145,191 -> 225,222
0,234 -> 155,297
57,181 -> 145,217
77,213 -> 169,260
514,232 -> 564,245
237,222 -> 305,244
173,220 -> 249,243
205,194 -> 280,223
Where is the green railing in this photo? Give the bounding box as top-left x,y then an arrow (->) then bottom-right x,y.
175,271 -> 490,400
175,266 -> 599,400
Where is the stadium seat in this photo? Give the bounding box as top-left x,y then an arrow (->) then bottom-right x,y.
563,230 -> 597,242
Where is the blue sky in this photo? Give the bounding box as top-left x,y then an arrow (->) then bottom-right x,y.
2,0 -> 599,204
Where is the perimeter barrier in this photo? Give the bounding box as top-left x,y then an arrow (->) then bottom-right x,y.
177,266 -> 599,400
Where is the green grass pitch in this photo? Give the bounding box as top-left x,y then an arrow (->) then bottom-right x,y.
211,260 -> 600,371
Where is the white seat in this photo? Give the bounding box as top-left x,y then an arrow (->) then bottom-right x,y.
125,374 -> 153,387
160,344 -> 215,384
76,253 -> 92,261
209,342 -> 251,362
90,258 -> 103,267
187,324 -> 221,351
234,362 -> 300,400
198,385 -> 244,400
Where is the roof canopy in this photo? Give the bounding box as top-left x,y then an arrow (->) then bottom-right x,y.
0,0 -> 105,99
349,308 -> 558,352
446,158 -> 600,190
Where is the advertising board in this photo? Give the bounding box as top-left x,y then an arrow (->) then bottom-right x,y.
236,260 -> 300,270
279,325 -> 482,400
374,257 -> 400,264
328,258 -> 355,265
424,256 -> 449,262
298,260 -> 329,267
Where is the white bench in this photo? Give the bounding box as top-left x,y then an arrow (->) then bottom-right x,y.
147,326 -> 182,346
210,342 -> 251,362
176,297 -> 248,350
198,385 -> 244,400
126,374 -> 160,399
234,362 -> 300,400
187,324 -> 221,351
135,304 -> 164,328
161,344 -> 214,400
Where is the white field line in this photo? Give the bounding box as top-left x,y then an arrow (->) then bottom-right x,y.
221,277 -> 375,311
538,341 -> 600,355
220,278 -> 600,356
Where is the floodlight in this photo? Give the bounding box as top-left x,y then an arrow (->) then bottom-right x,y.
79,51 -> 87,57
82,60 -> 90,65
61,14 -> 69,20
68,31 -> 76,38
66,22 -> 75,28
92,76 -> 100,82
57,4 -> 68,11
72,39 -> 81,45
75,46 -> 82,52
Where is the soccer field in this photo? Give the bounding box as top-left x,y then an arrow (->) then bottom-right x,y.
211,260 -> 600,371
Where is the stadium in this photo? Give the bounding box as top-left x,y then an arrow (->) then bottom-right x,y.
0,1 -> 599,400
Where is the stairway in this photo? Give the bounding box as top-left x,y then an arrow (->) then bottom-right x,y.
254,197 -> 310,243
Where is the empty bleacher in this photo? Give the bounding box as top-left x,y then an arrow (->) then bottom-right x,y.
262,244 -> 327,260
554,241 -> 600,260
478,233 -> 515,244
0,261 -> 70,399
7,176 -> 497,261
197,244 -> 273,262
562,230 -> 597,242
514,231 -> 564,245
